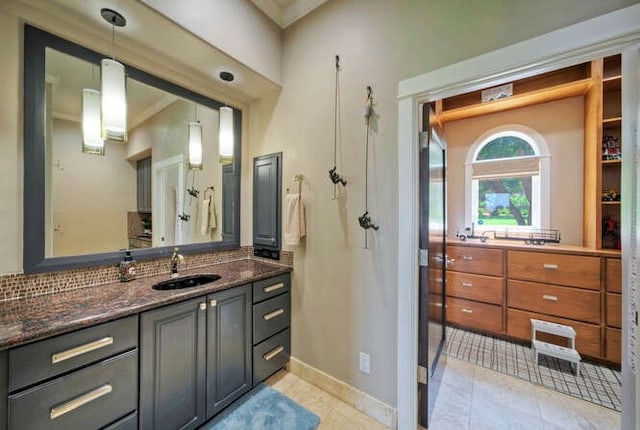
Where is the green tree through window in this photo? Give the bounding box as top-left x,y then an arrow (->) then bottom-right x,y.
476,136 -> 535,160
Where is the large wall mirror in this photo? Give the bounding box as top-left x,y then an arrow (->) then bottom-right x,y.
24,25 -> 241,273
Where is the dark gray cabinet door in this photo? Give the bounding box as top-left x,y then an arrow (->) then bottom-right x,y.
140,298 -> 206,430
0,350 -> 6,430
136,157 -> 152,213
253,153 -> 281,249
221,164 -> 237,241
206,284 -> 252,418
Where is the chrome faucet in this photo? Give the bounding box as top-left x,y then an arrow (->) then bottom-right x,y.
170,247 -> 184,278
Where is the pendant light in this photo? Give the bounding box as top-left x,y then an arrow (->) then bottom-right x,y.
81,88 -> 104,155
218,106 -> 234,164
100,8 -> 127,143
188,104 -> 203,170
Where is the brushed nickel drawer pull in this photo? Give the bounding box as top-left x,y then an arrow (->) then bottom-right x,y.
462,255 -> 473,261
51,337 -> 114,364
462,282 -> 473,287
199,303 -> 207,311
264,309 -> 285,321
264,346 -> 284,361
461,308 -> 473,314
50,384 -> 112,420
543,264 -> 558,269
264,282 -> 285,293
210,299 -> 217,307
542,294 -> 558,301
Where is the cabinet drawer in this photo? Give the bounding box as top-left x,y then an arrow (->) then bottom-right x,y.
447,246 -> 503,277
606,293 -> 622,328
253,293 -> 290,345
253,274 -> 290,303
447,271 -> 503,305
104,412 -> 138,430
507,309 -> 601,358
253,329 -> 290,386
606,327 -> 621,363
9,315 -> 137,392
507,280 -> 600,324
606,259 -> 622,293
446,297 -> 503,333
8,350 -> 137,430
508,251 -> 600,289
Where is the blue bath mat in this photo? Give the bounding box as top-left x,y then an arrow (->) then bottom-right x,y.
201,384 -> 320,430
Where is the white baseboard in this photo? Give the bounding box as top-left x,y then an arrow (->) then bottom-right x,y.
288,356 -> 397,429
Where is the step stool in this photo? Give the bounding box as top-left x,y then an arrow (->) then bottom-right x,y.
530,318 -> 581,376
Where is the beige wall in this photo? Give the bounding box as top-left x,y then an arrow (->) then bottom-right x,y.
249,0 -> 637,407
445,97 -> 585,245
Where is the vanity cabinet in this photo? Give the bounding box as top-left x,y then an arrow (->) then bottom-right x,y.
253,153 -> 282,252
6,317 -> 138,430
139,285 -> 252,430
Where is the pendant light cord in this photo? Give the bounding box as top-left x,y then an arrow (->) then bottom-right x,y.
111,22 -> 116,60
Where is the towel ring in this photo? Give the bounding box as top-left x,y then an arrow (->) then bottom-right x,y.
204,186 -> 215,199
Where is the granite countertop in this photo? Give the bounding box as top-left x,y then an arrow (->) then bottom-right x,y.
0,259 -> 291,350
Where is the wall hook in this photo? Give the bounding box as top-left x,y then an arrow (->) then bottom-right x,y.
358,211 -> 379,231
329,166 -> 347,186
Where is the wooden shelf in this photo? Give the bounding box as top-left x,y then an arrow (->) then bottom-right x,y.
602,201 -> 621,206
603,117 -> 622,125
602,159 -> 622,165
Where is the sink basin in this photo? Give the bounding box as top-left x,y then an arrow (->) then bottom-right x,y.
152,274 -> 221,290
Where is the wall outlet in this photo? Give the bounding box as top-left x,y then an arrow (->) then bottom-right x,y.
359,352 -> 371,375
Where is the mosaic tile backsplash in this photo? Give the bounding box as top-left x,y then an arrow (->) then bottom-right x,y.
0,246 -> 293,302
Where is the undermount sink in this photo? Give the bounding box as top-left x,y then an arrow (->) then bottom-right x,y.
152,274 -> 221,291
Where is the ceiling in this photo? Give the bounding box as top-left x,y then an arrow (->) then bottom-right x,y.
250,0 -> 328,28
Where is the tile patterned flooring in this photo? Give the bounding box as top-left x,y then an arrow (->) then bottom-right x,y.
269,355 -> 621,430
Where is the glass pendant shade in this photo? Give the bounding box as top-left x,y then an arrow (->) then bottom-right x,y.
101,58 -> 127,142
218,106 -> 234,164
188,121 -> 203,170
81,89 -> 104,155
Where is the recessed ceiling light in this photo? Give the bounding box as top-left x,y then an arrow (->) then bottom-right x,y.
219,71 -> 235,82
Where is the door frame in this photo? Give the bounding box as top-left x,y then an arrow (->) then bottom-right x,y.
153,154 -> 185,247
397,5 -> 640,429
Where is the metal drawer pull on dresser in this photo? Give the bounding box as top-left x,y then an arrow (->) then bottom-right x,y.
264,309 -> 285,321
543,263 -> 558,269
264,283 -> 285,293
51,337 -> 114,364
462,308 -> 473,314
264,346 -> 285,361
542,294 -> 558,301
50,384 -> 113,420
462,282 -> 473,287
462,255 -> 473,261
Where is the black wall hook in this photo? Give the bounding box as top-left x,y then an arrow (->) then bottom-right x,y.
358,211 -> 379,231
329,166 -> 347,186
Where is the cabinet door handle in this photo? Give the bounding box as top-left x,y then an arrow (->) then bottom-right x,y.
210,299 -> 217,307
264,346 -> 285,361
51,337 -> 114,364
543,264 -> 558,269
542,294 -> 558,301
264,282 -> 285,293
461,282 -> 473,288
264,309 -> 285,321
199,303 -> 207,311
50,384 -> 112,420
461,308 -> 473,314
462,255 -> 473,261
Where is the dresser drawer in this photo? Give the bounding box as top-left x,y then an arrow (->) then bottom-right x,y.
507,309 -> 601,358
447,297 -> 503,333
8,350 -> 137,430
606,293 -> 622,328
606,259 -> 622,293
508,251 -> 600,289
253,328 -> 290,386
507,280 -> 601,324
605,327 -> 621,363
104,412 -> 138,430
253,274 -> 290,304
9,315 -> 138,392
447,246 -> 503,277
253,293 -> 290,345
447,271 -> 503,305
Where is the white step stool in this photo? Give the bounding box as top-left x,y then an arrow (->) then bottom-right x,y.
530,318 -> 581,376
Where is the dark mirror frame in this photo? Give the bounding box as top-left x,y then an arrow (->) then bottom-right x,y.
23,25 -> 242,274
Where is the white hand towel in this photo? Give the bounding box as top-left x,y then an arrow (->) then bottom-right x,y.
209,199 -> 217,230
284,193 -> 306,246
200,198 -> 210,236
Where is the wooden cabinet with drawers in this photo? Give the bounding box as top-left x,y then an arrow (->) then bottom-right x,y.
605,258 -> 622,363
446,245 -> 505,333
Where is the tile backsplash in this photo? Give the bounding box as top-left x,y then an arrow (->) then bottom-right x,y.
0,246 -> 293,302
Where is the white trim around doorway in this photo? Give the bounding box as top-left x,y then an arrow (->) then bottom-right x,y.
397,5 -> 640,430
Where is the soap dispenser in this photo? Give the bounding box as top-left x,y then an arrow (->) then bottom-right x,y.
119,250 -> 137,282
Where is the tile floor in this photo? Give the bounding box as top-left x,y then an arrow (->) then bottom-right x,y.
269,356 -> 621,430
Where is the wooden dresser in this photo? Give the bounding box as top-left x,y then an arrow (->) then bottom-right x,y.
446,241 -> 622,364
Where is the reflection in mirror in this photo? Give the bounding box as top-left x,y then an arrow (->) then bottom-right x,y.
44,48 -> 225,257
24,25 -> 241,273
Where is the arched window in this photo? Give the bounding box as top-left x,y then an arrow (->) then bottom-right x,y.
465,125 -> 550,231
